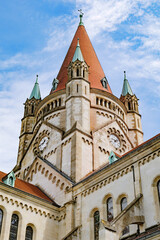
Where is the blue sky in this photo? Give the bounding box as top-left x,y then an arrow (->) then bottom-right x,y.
0,0 -> 160,172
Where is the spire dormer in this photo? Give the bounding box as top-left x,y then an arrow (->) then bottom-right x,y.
68,39 -> 89,82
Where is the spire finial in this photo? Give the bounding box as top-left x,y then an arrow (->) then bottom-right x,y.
124,71 -> 126,80
36,74 -> 38,83
78,9 -> 84,26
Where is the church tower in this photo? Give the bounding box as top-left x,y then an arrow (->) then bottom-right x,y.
120,71 -> 143,145
17,75 -> 41,166
14,14 -> 143,183
66,39 -> 90,133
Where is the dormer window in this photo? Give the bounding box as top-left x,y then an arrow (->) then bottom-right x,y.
52,78 -> 59,92
101,77 -> 108,89
2,171 -> 16,187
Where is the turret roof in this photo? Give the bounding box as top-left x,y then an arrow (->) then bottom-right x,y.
29,75 -> 41,100
52,19 -> 112,93
72,39 -> 84,62
121,71 -> 133,96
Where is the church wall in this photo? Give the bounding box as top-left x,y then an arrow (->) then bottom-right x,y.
62,138 -> 72,177
45,109 -> 66,131
28,159 -> 72,206
80,171 -> 135,239
0,186 -> 60,240
140,155 -> 160,228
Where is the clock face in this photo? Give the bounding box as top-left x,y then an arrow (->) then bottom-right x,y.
39,136 -> 49,151
109,134 -> 121,149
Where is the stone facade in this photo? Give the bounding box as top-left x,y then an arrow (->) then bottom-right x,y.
0,17 -> 160,240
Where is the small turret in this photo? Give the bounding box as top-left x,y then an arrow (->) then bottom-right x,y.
120,71 -> 143,146
17,75 -> 41,168
120,71 -> 139,112
68,39 -> 89,82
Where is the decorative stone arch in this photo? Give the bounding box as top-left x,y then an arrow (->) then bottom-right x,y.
116,193 -> 129,215
89,207 -> 100,240
0,205 -> 6,237
102,193 -> 114,221
152,175 -> 160,222
9,210 -> 22,240
25,223 -> 36,240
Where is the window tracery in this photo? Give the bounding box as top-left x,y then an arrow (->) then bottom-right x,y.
121,197 -> 129,235
25,226 -> 33,240
107,197 -> 114,222
94,211 -> 100,240
9,214 -> 19,240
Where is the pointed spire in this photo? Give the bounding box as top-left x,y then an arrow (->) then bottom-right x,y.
78,9 -> 84,26
121,71 -> 133,96
29,75 -> 41,100
72,38 -> 84,62
53,17 -> 112,94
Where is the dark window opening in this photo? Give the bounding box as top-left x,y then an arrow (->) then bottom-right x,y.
94,211 -> 100,240
25,226 -> 33,240
0,209 -> 3,235
77,84 -> 79,93
77,68 -> 80,76
108,102 -> 111,109
100,99 -> 103,106
157,180 -> 160,202
59,99 -> 61,106
9,214 -> 19,240
83,70 -> 85,78
107,197 -> 114,222
31,105 -> 34,114
96,97 -> 99,105
9,177 -> 13,186
55,100 -> 57,108
128,102 -> 131,110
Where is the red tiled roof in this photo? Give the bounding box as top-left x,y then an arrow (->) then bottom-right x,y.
51,24 -> 112,93
0,171 -> 57,205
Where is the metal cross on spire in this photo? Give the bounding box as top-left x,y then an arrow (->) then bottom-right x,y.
78,9 -> 84,26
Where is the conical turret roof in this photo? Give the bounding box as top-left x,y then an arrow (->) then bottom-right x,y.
72,39 -> 84,62
121,71 -> 133,96
52,22 -> 112,93
29,75 -> 41,100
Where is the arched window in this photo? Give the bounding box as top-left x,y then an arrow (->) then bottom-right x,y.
121,197 -> 127,211
107,197 -> 114,222
128,102 -> 131,110
83,69 -> 85,78
0,209 -> 3,235
9,177 -> 13,186
31,105 -> 34,113
157,180 -> 160,202
121,198 -> 129,235
9,214 -> 19,240
25,226 -> 33,240
94,211 -> 100,240
77,68 -> 80,76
